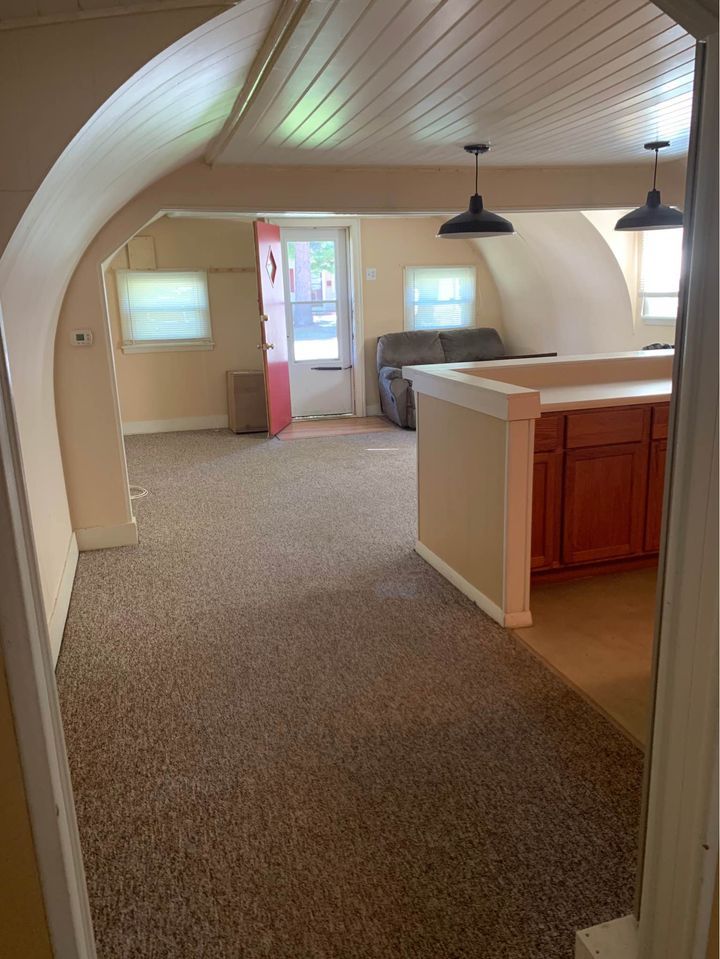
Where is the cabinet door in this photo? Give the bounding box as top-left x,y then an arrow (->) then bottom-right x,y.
563,442 -> 649,565
531,452 -> 562,570
645,439 -> 668,552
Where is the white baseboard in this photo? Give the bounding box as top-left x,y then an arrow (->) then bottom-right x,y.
76,518 -> 138,552
123,415 -> 228,435
366,403 -> 382,416
575,916 -> 637,959
48,533 -> 78,666
415,539 -> 512,627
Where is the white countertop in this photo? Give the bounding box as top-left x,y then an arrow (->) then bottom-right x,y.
539,378 -> 671,411
404,351 -> 673,421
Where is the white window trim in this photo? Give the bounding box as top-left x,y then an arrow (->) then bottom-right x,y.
121,341 -> 215,354
115,268 -> 215,353
403,265 -> 477,332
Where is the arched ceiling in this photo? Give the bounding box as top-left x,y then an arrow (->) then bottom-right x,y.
210,0 -> 695,168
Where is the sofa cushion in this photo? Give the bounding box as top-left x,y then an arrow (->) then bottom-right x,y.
376,331 -> 445,372
438,327 -> 505,363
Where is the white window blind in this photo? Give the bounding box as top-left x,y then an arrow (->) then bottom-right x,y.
404,266 -> 476,331
638,229 -> 683,324
116,270 -> 213,350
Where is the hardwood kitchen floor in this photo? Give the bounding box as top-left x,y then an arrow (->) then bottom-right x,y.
513,567 -> 658,747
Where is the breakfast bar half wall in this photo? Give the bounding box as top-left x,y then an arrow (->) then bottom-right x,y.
405,351 -> 674,628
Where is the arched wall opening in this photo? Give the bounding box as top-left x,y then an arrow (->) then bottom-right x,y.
54,161 -> 686,572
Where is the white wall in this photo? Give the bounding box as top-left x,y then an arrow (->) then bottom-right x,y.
478,210 -> 678,356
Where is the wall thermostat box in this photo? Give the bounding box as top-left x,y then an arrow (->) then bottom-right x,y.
71,330 -> 93,346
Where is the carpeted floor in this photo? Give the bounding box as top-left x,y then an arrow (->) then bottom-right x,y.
56,429 -> 643,959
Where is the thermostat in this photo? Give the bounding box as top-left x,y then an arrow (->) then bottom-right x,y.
71,330 -> 93,346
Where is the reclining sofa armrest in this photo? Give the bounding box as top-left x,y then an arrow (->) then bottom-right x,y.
378,366 -> 413,428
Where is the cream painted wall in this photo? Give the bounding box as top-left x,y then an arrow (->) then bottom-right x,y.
477,209 -> 679,356
360,217 -> 504,411
0,6 -> 224,251
106,217 -> 262,427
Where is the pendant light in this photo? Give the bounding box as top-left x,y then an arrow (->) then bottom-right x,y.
615,141 -> 683,231
437,144 -> 514,238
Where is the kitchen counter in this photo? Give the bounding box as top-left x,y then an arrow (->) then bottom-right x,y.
538,378 -> 671,411
405,351 -> 674,630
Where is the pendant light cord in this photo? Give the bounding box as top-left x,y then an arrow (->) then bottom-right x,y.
652,147 -> 659,191
475,150 -> 479,195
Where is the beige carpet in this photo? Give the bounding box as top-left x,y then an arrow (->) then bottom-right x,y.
57,429 -> 642,959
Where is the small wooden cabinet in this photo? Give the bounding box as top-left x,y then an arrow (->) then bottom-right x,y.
531,402 -> 668,578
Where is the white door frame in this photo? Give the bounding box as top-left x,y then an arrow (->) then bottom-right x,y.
0,309 -> 97,957
279,225 -> 354,418
269,217 -> 366,417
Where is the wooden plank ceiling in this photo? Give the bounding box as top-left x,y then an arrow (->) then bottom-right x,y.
212,0 -> 695,167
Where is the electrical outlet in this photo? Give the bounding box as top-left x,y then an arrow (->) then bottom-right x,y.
365,267 -> 377,281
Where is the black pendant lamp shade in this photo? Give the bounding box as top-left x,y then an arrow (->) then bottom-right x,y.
615,141 -> 683,231
438,144 -> 514,238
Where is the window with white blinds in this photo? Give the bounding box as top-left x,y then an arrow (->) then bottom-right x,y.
115,270 -> 213,351
638,229 -> 683,324
404,266 -> 476,331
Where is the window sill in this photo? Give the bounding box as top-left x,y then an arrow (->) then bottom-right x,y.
121,341 -> 215,354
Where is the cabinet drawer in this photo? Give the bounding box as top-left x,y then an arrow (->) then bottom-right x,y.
534,413 -> 564,452
652,404 -> 669,440
566,406 -> 650,449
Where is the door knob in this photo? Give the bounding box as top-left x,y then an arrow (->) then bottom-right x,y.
257,343 -> 275,351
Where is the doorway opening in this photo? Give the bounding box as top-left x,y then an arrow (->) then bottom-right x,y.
280,226 -> 354,418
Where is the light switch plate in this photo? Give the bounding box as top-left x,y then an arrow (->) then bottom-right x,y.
366,267 -> 377,281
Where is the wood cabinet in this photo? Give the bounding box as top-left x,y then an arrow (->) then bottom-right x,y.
563,442 -> 649,564
531,402 -> 668,579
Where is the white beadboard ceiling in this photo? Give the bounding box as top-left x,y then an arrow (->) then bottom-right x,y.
212,0 -> 694,167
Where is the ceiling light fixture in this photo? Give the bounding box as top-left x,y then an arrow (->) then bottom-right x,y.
614,141 -> 683,231
437,144 -> 514,239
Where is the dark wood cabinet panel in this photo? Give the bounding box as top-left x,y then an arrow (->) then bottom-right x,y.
562,442 -> 649,565
652,404 -> 669,440
531,451 -> 562,570
534,413 -> 564,452
566,406 -> 650,449
645,439 -> 668,552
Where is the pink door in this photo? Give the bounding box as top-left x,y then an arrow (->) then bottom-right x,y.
254,221 -> 292,437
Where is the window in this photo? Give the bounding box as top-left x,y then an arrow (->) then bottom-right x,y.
115,270 -> 213,352
638,229 -> 683,324
404,266 -> 476,331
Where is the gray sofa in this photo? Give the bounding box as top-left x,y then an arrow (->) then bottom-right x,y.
377,328 -> 505,429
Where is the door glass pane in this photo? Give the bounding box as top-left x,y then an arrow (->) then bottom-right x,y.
286,239 -> 339,361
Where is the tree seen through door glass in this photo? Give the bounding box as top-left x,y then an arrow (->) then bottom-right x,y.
286,240 -> 339,361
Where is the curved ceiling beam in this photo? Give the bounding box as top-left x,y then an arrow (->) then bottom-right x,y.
205,0 -> 311,165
